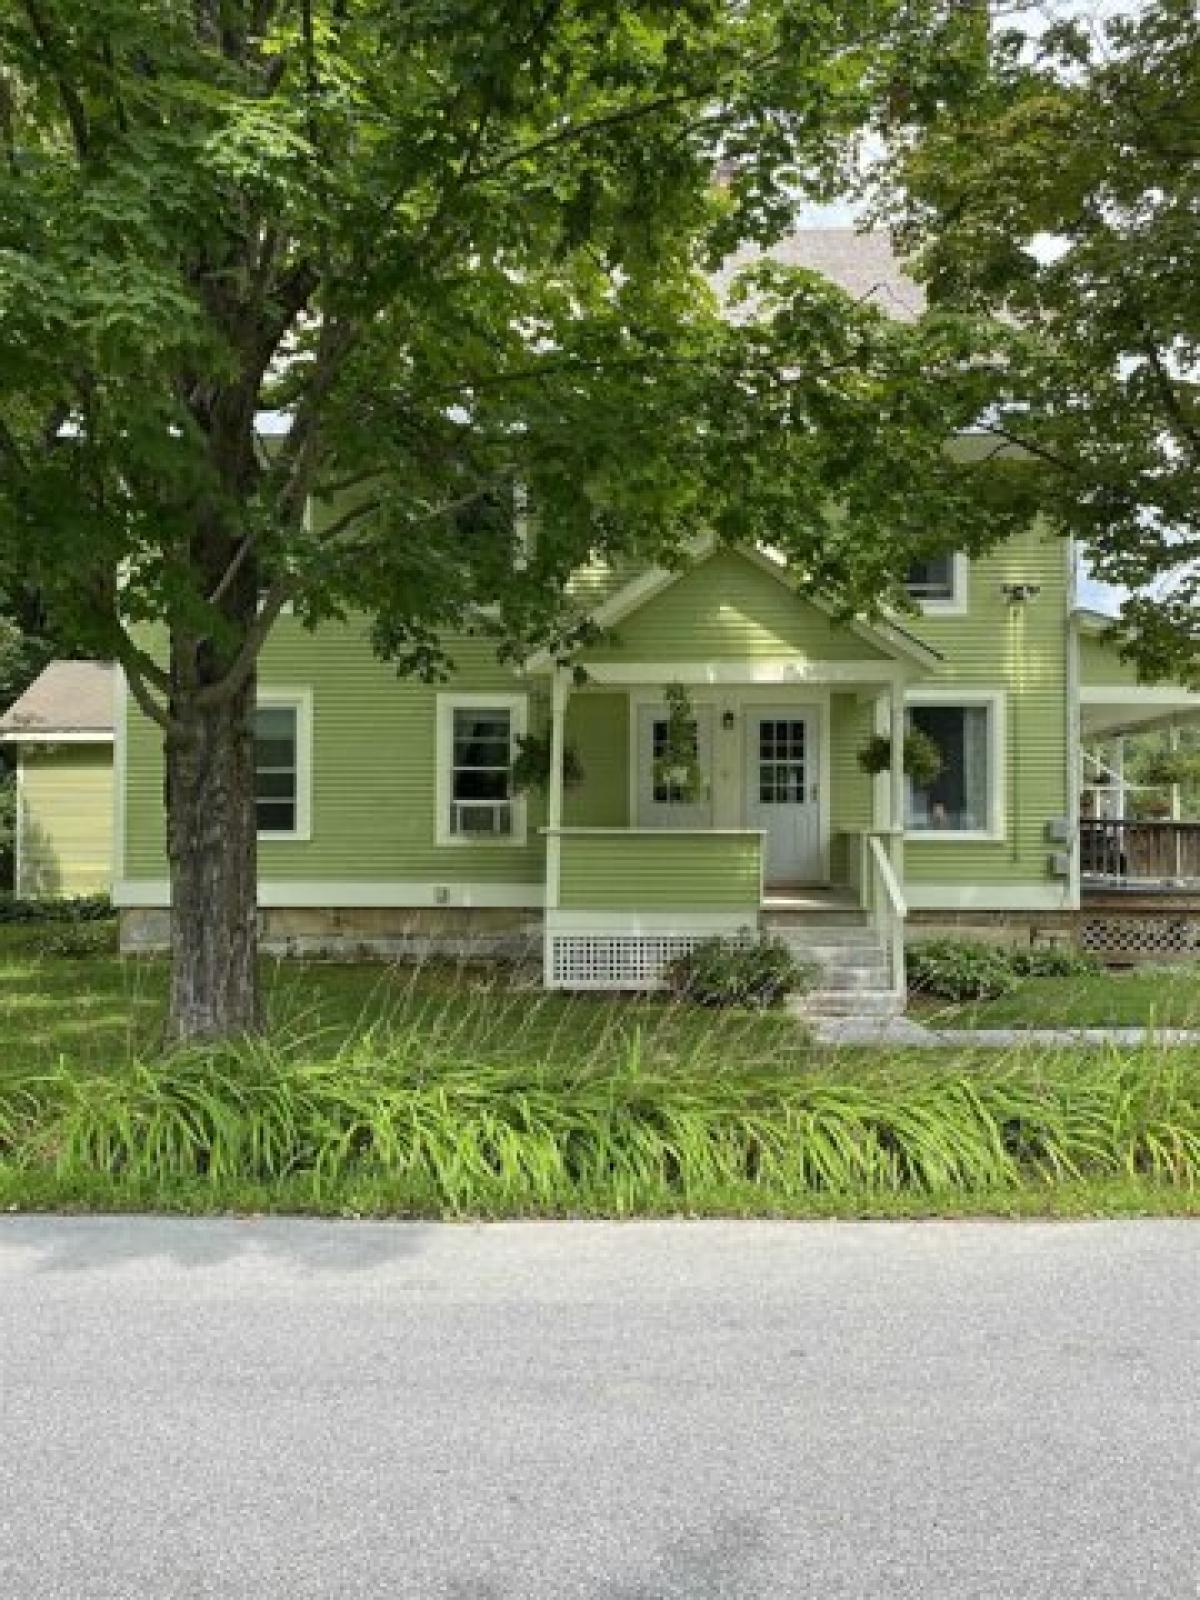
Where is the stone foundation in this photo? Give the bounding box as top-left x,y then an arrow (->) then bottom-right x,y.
906,911 -> 1081,949
120,905 -> 541,963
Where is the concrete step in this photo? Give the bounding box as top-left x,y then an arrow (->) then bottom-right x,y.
812,965 -> 893,992
763,910 -> 871,932
775,938 -> 886,962
797,989 -> 905,1019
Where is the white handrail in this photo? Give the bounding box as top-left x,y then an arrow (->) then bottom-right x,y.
867,833 -> 907,919
862,831 -> 907,998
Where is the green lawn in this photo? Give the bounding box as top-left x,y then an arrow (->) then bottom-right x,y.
0,921 -> 814,1079
914,965 -> 1200,1030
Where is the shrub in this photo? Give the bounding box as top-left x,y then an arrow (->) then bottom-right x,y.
30,921 -> 116,959
663,934 -> 816,1009
908,938 -> 1020,1001
0,893 -> 112,924
1009,943 -> 1101,979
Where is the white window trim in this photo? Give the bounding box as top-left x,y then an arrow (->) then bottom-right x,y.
256,689 -> 313,842
435,692 -> 528,848
906,552 -> 969,617
904,688 -> 1006,843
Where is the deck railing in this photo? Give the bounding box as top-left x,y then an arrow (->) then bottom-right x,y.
1080,818 -> 1200,887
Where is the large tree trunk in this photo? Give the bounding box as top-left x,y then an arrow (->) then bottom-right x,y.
165,671 -> 260,1042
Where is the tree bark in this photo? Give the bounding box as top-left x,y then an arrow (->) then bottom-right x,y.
165,670 -> 260,1042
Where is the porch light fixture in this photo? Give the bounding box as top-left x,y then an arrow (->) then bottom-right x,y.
1002,581 -> 1041,605
722,710 -> 736,731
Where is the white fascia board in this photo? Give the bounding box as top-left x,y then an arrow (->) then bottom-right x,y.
546,910 -> 752,934
114,879 -> 545,910
577,660 -> 907,686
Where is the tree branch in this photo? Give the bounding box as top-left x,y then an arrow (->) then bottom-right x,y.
20,0 -> 89,160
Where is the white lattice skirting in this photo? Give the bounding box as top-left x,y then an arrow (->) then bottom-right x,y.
545,914 -> 755,990
549,932 -> 710,989
1081,916 -> 1200,959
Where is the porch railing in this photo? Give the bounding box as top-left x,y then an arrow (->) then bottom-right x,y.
541,827 -> 765,989
1080,818 -> 1200,887
853,829 -> 907,996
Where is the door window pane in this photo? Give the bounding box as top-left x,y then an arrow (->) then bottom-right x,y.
906,704 -> 990,831
255,705 -> 298,834
758,719 -> 806,806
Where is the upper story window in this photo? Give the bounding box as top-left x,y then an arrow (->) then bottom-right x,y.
436,694 -> 527,846
254,692 -> 312,840
904,553 -> 968,614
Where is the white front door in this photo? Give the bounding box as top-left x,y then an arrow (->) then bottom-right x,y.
745,708 -> 822,886
636,704 -> 714,829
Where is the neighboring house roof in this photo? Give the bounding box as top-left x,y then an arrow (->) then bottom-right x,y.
714,228 -> 925,323
0,661 -> 115,742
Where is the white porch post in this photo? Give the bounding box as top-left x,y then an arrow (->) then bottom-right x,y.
543,668 -> 569,986
889,679 -> 906,836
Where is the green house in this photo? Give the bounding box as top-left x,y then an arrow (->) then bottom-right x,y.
15,235 -> 1200,1012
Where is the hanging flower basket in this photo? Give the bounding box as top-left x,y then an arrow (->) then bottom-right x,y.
857,729 -> 944,789
652,682 -> 708,802
511,731 -> 585,794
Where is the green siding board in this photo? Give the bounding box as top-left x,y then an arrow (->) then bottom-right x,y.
122,529 -> 1073,905
562,695 -> 629,828
558,832 -> 761,911
900,526 -> 1070,888
20,745 -> 113,897
125,619 -> 545,884
586,550 -> 887,663
1079,631 -> 1141,689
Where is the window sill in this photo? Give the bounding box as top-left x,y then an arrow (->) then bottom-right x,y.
905,829 -> 1004,844
436,835 -> 528,849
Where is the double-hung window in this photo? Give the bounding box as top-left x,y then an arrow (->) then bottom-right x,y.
437,695 -> 527,845
904,553 -> 967,614
905,694 -> 1003,839
254,693 -> 312,839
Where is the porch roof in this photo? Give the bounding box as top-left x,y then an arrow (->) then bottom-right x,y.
1082,686 -> 1200,738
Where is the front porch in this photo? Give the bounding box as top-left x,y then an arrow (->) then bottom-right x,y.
537,663 -> 913,1007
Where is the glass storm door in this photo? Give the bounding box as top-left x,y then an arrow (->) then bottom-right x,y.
745,709 -> 822,886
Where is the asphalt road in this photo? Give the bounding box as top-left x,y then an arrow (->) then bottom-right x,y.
1,1218 -> 1197,1600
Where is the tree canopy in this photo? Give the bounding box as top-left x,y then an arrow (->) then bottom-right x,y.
0,0 -> 1013,1035
0,0 -> 1011,707
884,0 -> 1200,680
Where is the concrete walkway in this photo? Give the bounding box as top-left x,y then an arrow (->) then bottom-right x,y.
812,1018 -> 1200,1049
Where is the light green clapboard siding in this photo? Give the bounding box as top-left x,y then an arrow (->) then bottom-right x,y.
122,532 -> 1072,900
1079,630 -> 1141,689
125,621 -> 547,884
900,525 -> 1071,887
585,549 -> 887,663
557,831 -> 762,912
562,694 -> 629,828
20,745 -> 113,897
829,692 -> 876,882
